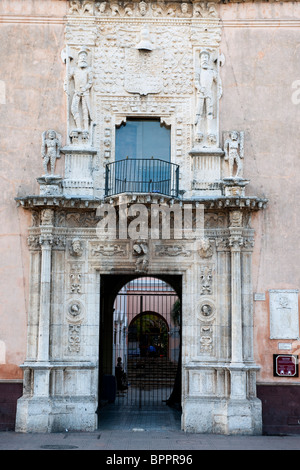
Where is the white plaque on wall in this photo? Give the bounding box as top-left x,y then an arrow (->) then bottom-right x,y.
269,289 -> 299,339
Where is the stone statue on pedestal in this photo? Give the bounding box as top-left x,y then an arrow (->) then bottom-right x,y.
69,46 -> 93,133
224,131 -> 244,178
41,129 -> 62,175
194,49 -> 222,149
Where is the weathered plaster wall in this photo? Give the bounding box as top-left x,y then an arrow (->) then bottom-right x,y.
0,0 -> 299,387
219,1 -> 300,383
0,0 -> 67,379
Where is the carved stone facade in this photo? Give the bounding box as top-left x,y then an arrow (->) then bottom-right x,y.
12,0 -> 271,435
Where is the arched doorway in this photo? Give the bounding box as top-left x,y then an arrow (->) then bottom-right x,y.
98,275 -> 182,429
128,311 -> 169,359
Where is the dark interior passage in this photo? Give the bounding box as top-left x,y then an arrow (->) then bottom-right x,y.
98,274 -> 182,429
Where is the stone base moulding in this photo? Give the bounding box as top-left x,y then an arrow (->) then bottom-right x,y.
15,362 -> 97,433
183,362 -> 262,434
183,397 -> 262,435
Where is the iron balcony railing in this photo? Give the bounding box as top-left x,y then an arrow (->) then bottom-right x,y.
105,158 -> 179,198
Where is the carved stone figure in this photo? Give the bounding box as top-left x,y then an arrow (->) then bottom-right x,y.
138,1 -> 148,16
69,302 -> 81,318
199,238 -> 213,258
69,47 -> 93,132
180,3 -> 191,17
201,304 -> 213,317
95,2 -> 107,14
41,130 -> 61,175
195,49 -> 221,145
133,241 -> 149,272
136,25 -> 153,51
224,131 -> 244,178
40,208 -> 54,226
69,238 -> 84,257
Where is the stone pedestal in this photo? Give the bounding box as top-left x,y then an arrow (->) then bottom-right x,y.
15,362 -> 98,433
61,146 -> 97,196
189,147 -> 224,196
223,177 -> 250,197
37,175 -> 63,196
183,364 -> 262,435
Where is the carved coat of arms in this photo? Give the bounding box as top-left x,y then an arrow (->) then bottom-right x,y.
124,49 -> 163,95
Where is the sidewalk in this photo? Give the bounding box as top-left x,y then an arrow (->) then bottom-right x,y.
1,428 -> 300,450
1,404 -> 300,450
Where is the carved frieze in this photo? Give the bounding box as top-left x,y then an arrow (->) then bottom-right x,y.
89,241 -> 128,257
68,324 -> 81,353
27,234 -> 40,251
67,2 -> 220,19
69,264 -> 83,294
66,300 -> 84,354
65,212 -> 99,227
198,299 -> 216,355
68,0 -> 94,16
52,235 -> 66,251
155,244 -> 192,257
199,325 -> 213,353
200,265 -> 213,295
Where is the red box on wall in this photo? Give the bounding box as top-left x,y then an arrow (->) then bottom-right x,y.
273,354 -> 298,377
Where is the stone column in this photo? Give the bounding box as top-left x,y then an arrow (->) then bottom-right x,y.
37,234 -> 52,361
36,209 -> 54,395
228,211 -> 246,400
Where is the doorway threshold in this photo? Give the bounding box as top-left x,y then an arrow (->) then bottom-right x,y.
98,403 -> 181,431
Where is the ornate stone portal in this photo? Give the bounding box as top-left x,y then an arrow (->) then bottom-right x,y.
15,1 -> 267,434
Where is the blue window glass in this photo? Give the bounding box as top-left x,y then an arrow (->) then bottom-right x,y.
115,119 -> 170,162
113,119 -> 172,194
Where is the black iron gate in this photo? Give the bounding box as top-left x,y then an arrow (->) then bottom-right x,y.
109,277 -> 180,408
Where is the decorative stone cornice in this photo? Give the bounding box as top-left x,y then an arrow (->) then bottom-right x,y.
66,0 -> 300,18
15,193 -> 268,211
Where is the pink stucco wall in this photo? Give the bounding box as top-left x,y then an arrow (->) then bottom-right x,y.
219,2 -> 300,382
0,0 -> 67,379
0,0 -> 299,384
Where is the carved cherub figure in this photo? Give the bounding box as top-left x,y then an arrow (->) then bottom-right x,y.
41,129 -> 61,175
179,3 -> 191,17
138,1 -> 148,16
136,25 -> 153,51
96,2 -> 107,14
224,131 -> 244,178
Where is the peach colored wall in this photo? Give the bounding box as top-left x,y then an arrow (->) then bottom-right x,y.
0,1 -> 299,385
219,2 -> 300,382
0,0 -> 67,379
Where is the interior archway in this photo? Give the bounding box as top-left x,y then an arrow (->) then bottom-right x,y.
128,311 -> 169,358
98,274 -> 182,430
